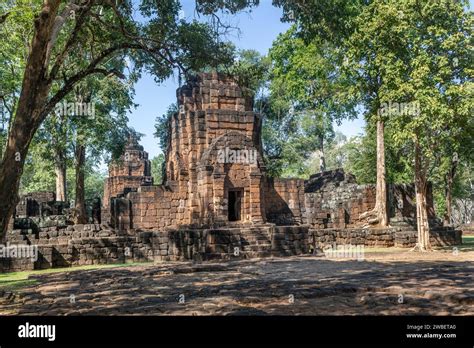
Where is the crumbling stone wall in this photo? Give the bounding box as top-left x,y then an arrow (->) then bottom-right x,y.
303,170 -> 375,228
309,226 -> 461,251
15,191 -> 67,218
1,224 -> 311,271
309,228 -> 396,249
264,178 -> 305,225
302,169 -> 436,229
102,136 -> 153,211
10,191 -> 103,233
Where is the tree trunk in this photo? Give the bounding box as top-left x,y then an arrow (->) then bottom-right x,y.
74,143 -> 88,224
0,1 -> 61,240
319,134 -> 326,172
443,157 -> 457,226
359,118 -> 387,227
0,99 -> 50,241
444,172 -> 453,226
375,119 -> 388,226
55,157 -> 67,202
414,139 -> 431,251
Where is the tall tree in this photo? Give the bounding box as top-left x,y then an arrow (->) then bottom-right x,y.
270,1 -> 391,225
0,0 -> 33,158
366,0 -> 473,250
265,26 -> 357,176
334,126 -> 413,185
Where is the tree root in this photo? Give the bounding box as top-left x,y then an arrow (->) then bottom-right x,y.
359,209 -> 380,228
409,243 -> 433,252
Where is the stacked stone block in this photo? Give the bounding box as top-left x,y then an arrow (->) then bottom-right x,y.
265,178 -> 305,225
2,224 -> 312,271
309,228 -> 396,250
102,135 -> 153,220
15,191 -> 68,219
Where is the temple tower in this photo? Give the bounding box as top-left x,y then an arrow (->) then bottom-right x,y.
164,72 -> 266,225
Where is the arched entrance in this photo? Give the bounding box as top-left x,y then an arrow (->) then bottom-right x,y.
197,131 -> 266,225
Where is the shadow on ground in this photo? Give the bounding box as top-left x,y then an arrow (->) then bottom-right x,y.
1,251 -> 472,316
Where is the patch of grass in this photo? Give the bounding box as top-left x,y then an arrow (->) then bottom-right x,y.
0,261 -> 152,292
436,235 -> 474,253
458,235 -> 474,251
364,247 -> 409,253
0,279 -> 38,292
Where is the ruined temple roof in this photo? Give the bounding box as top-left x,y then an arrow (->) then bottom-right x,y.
125,134 -> 144,151
304,169 -> 357,193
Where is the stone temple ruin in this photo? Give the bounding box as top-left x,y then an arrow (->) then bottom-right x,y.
1,72 -> 462,272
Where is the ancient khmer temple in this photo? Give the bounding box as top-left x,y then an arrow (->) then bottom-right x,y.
103,72 -> 269,229
2,72 -> 462,272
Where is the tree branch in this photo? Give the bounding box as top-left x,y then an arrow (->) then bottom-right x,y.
47,1 -> 94,80
41,42 -> 139,119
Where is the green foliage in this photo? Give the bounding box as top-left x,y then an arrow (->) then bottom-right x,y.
305,128 -> 414,185
262,25 -> 357,178
0,0 -> 36,156
269,26 -> 357,117
273,0 -> 365,43
262,103 -> 334,178
84,169 -> 106,201
154,103 -> 177,152
151,154 -> 165,185
195,0 -> 259,15
227,49 -> 271,95
431,158 -> 474,219
20,145 -> 106,202
19,144 -> 56,194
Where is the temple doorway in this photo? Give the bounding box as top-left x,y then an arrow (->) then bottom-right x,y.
228,189 -> 243,221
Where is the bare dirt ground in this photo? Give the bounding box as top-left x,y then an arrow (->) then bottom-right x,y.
1,249 -> 473,316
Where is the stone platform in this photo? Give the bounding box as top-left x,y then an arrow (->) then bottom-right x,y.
1,224 -> 309,272
1,222 -> 462,273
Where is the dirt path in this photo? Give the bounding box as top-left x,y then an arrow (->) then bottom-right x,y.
1,249 -> 473,315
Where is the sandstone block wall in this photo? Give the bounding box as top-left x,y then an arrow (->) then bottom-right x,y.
302,170 -> 436,229
1,221 -> 463,272
102,136 -> 153,211
15,191 -> 67,218
394,227 -> 462,248
303,170 -> 375,228
309,228 -> 396,249
1,225 -> 311,271
264,178 -> 305,225
309,227 -> 461,250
